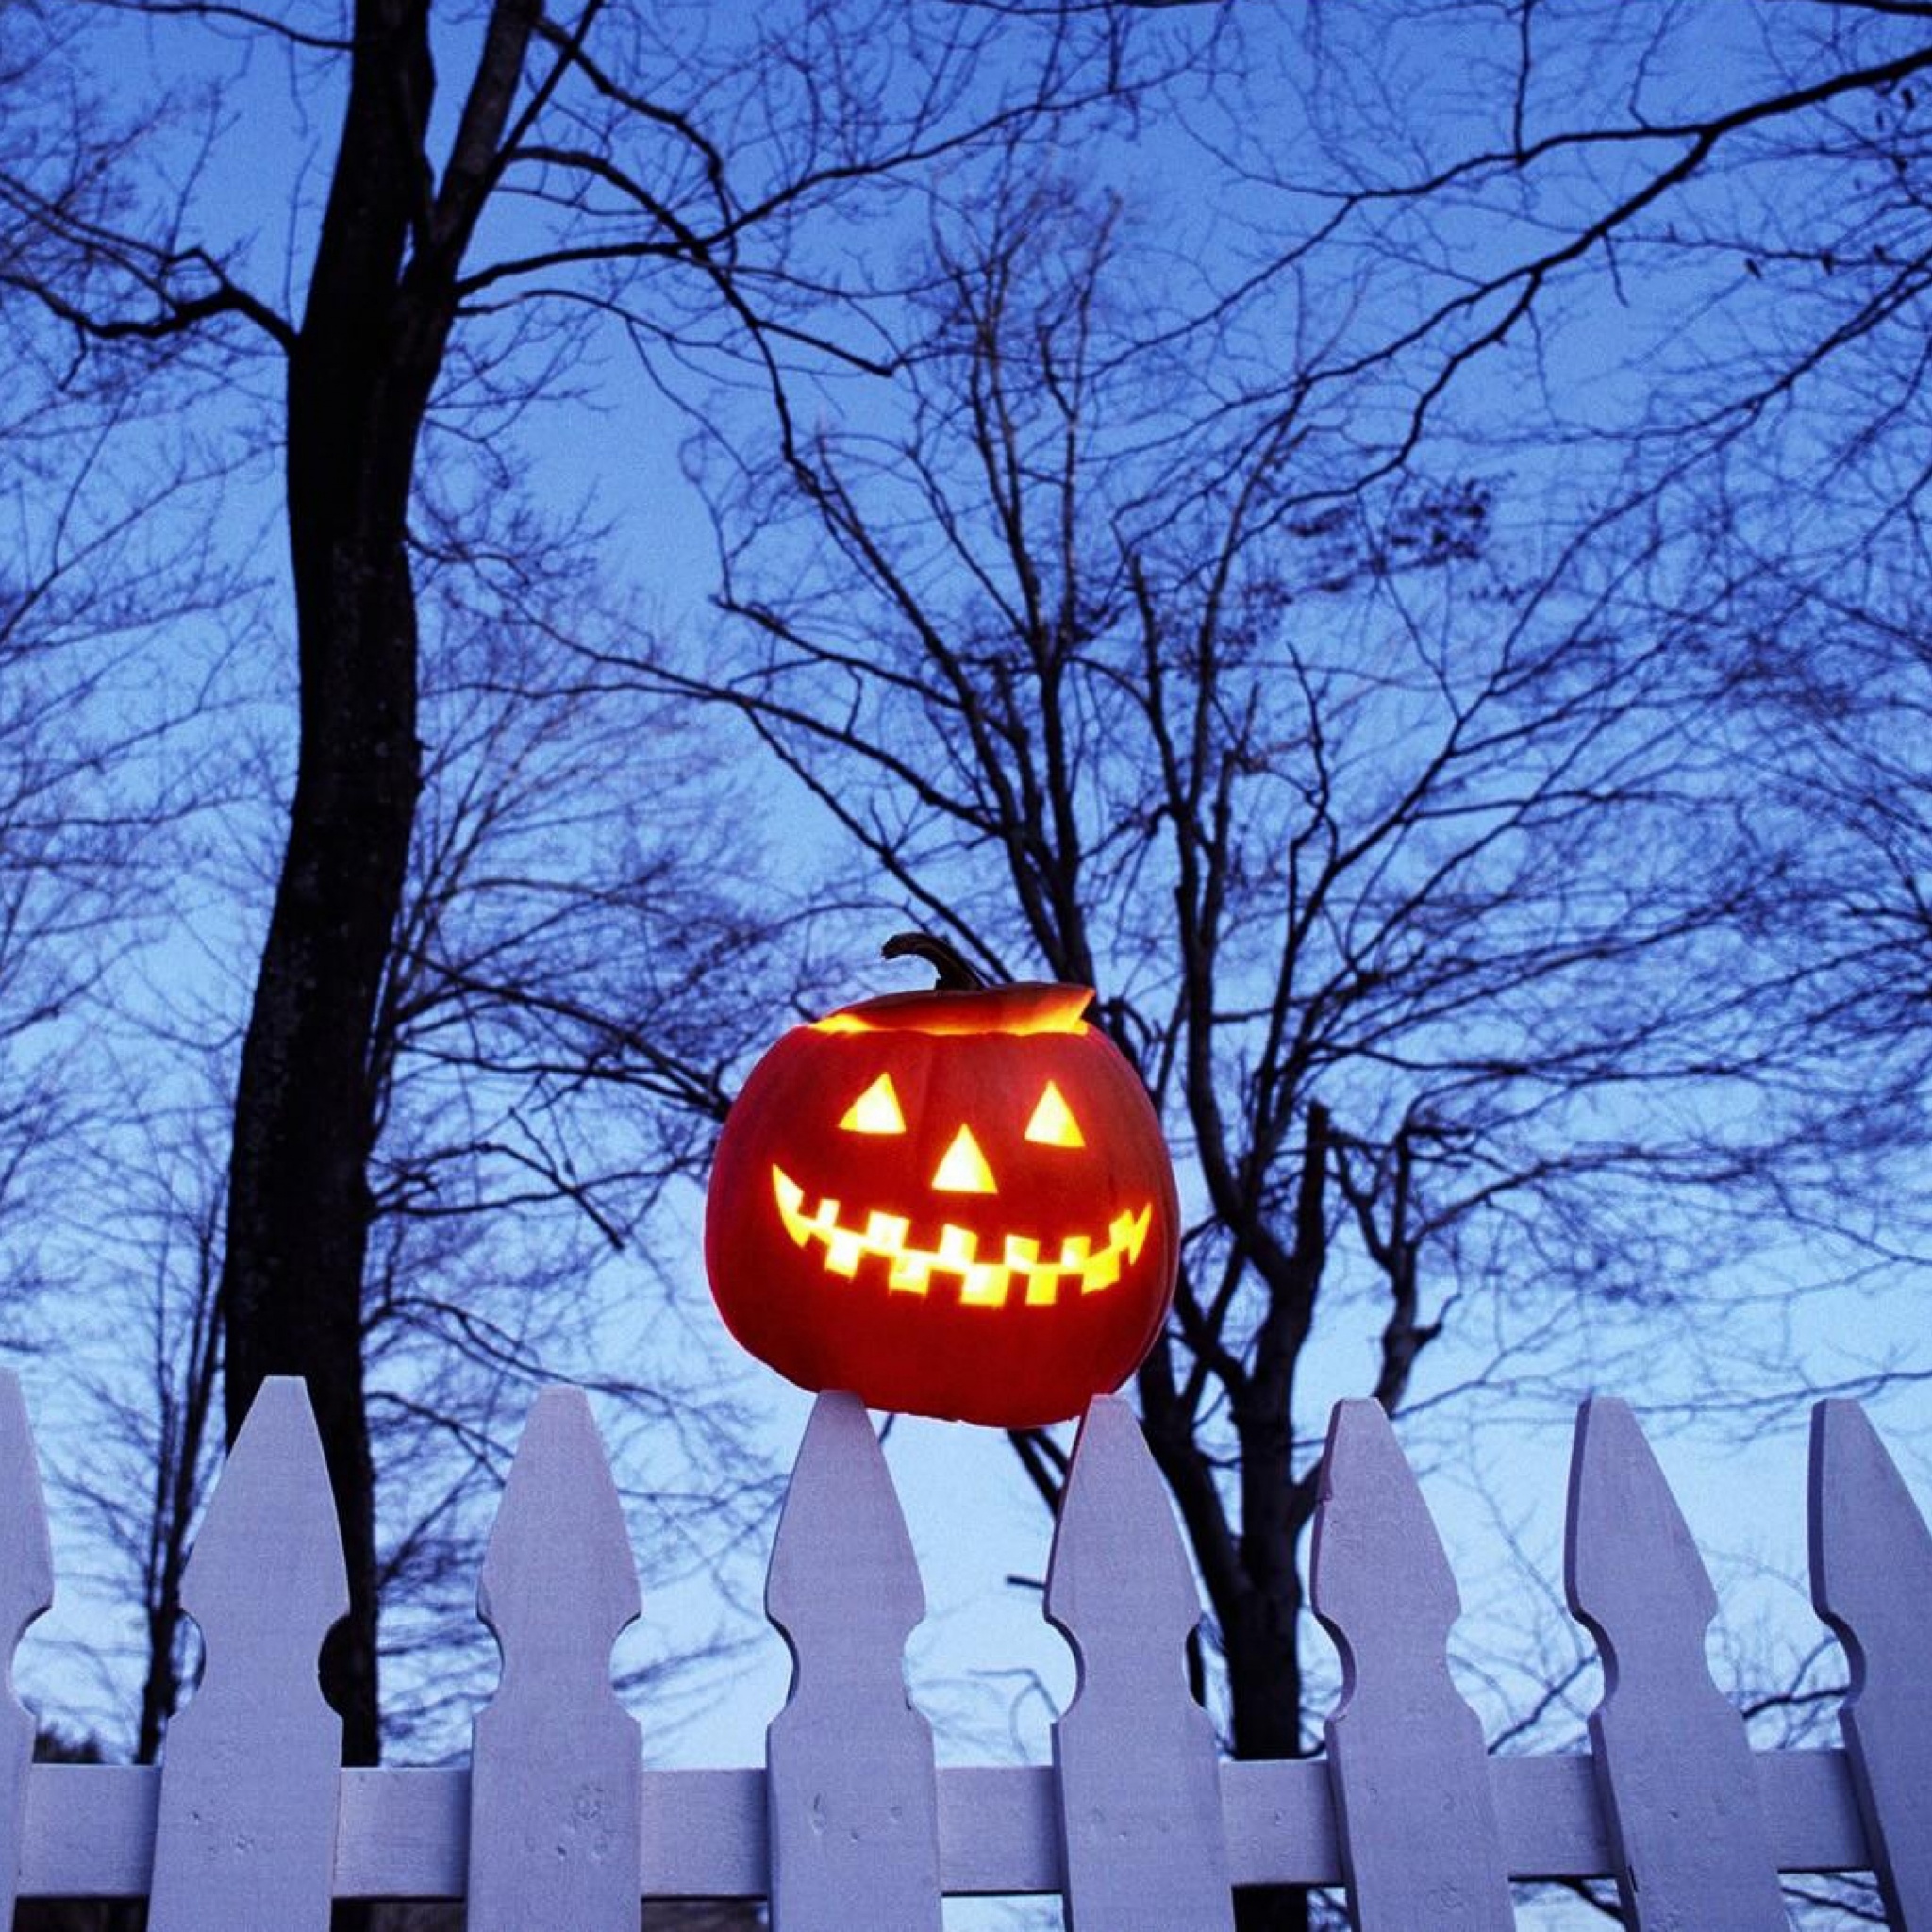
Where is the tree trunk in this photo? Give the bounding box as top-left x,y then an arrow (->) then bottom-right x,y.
1226,1566 -> 1314,1932
219,562 -> 414,1761
217,0 -> 439,1771
218,509 -> 419,1763
1217,1107 -> 1332,1932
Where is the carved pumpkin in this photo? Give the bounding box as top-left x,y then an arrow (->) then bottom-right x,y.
704,946 -> 1178,1426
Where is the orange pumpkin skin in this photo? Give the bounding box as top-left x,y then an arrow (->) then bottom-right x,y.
704,981 -> 1178,1426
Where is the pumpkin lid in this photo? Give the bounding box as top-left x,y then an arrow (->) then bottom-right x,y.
814,981 -> 1094,1037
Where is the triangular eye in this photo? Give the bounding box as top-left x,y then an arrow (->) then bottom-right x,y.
839,1073 -> 906,1135
1024,1080 -> 1084,1148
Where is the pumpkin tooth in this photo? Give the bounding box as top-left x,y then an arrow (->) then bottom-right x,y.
823,1227 -> 867,1276
864,1209 -> 910,1253
935,1224 -> 978,1269
887,1249 -> 933,1295
959,1261 -> 1012,1307
1006,1234 -> 1058,1307
1079,1242 -> 1123,1292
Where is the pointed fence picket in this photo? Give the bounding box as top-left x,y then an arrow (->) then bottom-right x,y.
1566,1398 -> 1787,1930
1811,1399 -> 1932,1928
0,1365 -> 1924,1929
469,1384 -> 641,1928
146,1376 -> 346,1931
764,1390 -> 941,1931
1311,1399 -> 1511,1930
0,1373 -> 49,1932
1046,1397 -> 1231,1931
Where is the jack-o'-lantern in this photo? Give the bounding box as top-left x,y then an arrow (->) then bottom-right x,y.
704,936 -> 1179,1426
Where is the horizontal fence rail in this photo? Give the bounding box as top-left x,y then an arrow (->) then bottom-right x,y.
0,1371 -> 1924,1929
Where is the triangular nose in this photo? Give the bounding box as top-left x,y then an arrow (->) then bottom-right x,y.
931,1124 -> 997,1193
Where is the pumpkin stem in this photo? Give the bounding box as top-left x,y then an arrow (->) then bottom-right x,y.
882,930 -> 989,991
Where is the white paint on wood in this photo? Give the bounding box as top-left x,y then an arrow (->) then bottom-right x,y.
470,1385 -> 641,1928
1810,1398 -> 1932,1928
147,1376 -> 346,1932
0,1371 -> 50,1924
634,1765 -> 768,1898
1490,1748 -> 1868,1881
1046,1395 -> 1233,1930
1311,1398 -> 1511,1930
23,1764 -> 158,1896
8,1747 -> 1882,1902
1565,1396 -> 1785,1929
336,1764 -> 467,1896
764,1391 -> 941,1931
935,1764 -> 1058,1894
0,1382 -> 1919,1918
1219,1759 -> 1341,1886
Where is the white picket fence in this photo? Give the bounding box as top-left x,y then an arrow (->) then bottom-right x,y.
0,1370 -> 1925,1930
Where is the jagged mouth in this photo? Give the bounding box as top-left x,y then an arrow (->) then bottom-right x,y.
772,1165 -> 1153,1309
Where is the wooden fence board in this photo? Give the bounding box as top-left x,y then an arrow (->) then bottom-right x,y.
22,1764 -> 158,1895
469,1385 -> 641,1928
147,1376 -> 346,1932
0,1383 -> 1922,1921
0,1371 -> 50,1926
6,1748 -> 1882,1901
765,1391 -> 941,1931
1810,1397 -> 1932,1928
1220,1760 -> 1341,1886
638,1767 -> 769,1898
936,1765 -> 1058,1894
1047,1395 -> 1233,1931
1311,1397 -> 1512,1930
1565,1396 -> 1785,1930
336,1766 -> 467,1896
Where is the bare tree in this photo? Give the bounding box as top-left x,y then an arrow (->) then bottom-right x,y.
0,0 -> 255,1322
50,1093 -> 227,1773
646,167 -> 1893,1928
353,587 -> 799,1752
0,0 -> 1189,1758
1175,3 -> 1932,510
1201,0 -> 1932,1288
39,586 -> 793,1767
